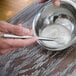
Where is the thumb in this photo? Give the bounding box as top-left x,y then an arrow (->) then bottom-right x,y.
52,0 -> 60,7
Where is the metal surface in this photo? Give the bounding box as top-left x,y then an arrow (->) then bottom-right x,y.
0,33 -> 56,41
33,0 -> 76,51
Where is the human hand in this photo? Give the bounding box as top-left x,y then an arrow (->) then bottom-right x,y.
39,0 -> 60,7
0,21 -> 37,54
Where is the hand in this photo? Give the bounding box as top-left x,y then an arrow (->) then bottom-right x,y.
39,0 -> 60,7
0,21 -> 37,54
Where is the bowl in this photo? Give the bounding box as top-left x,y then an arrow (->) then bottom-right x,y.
33,0 -> 76,51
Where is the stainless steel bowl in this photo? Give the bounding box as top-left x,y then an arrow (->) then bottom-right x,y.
33,0 -> 76,51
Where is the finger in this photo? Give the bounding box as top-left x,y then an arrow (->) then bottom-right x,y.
39,0 -> 48,3
0,48 -> 16,54
16,24 -> 33,36
0,21 -> 33,36
0,21 -> 14,33
0,37 -> 37,49
52,0 -> 60,7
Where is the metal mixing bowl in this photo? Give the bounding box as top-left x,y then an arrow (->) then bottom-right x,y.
33,0 -> 76,51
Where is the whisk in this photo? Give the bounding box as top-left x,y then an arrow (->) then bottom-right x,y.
0,33 -> 56,41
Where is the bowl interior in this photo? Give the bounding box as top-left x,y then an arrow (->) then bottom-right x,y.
33,1 -> 76,50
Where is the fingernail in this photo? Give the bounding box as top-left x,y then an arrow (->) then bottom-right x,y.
55,0 -> 60,7
18,24 -> 22,26
24,28 -> 30,33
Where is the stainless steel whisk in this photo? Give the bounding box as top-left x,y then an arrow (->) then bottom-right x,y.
0,34 -> 56,41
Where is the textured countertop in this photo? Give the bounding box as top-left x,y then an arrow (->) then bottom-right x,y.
0,0 -> 76,76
